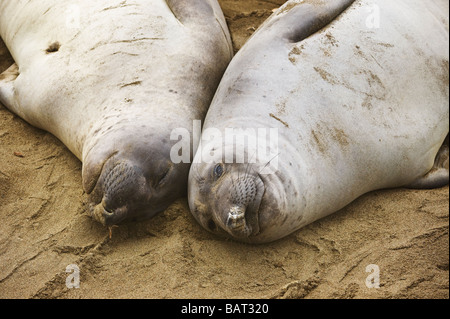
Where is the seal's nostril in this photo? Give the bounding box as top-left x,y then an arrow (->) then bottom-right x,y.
226,205 -> 246,229
102,205 -> 128,226
100,198 -> 114,215
103,206 -> 113,215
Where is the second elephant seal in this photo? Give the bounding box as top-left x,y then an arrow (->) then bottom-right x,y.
188,0 -> 449,243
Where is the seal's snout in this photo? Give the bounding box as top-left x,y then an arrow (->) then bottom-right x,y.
103,161 -> 146,209
231,177 -> 257,206
89,159 -> 148,226
87,151 -> 188,229
188,162 -> 267,242
223,177 -> 261,238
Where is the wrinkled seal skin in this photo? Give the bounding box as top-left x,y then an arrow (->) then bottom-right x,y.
0,0 -> 233,226
188,0 -> 449,243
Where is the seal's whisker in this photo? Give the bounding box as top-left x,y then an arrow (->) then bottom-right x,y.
258,152 -> 280,174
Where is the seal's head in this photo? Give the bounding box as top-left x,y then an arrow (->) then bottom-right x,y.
188,151 -> 289,243
82,133 -> 189,228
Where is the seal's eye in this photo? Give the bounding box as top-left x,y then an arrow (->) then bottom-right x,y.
213,164 -> 223,178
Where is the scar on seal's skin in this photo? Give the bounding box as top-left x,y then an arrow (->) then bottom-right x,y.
45,42 -> 60,53
120,81 -> 142,88
311,129 -> 326,154
269,113 -> 289,128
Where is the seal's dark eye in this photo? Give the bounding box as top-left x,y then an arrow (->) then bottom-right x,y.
213,164 -> 223,178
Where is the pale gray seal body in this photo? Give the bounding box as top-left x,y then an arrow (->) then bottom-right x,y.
0,0 -> 233,227
188,0 -> 449,243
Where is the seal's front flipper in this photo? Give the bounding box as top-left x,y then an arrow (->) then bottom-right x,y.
257,0 -> 355,43
165,0 -> 223,25
0,63 -> 19,113
407,134 -> 449,189
165,0 -> 232,57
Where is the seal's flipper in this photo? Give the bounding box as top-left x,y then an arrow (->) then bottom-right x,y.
165,0 -> 232,57
0,63 -> 19,113
165,0 -> 228,27
165,0 -> 213,24
256,0 -> 355,43
407,134 -> 449,189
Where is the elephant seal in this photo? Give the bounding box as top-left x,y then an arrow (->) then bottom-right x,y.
188,0 -> 449,243
0,0 -> 233,228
